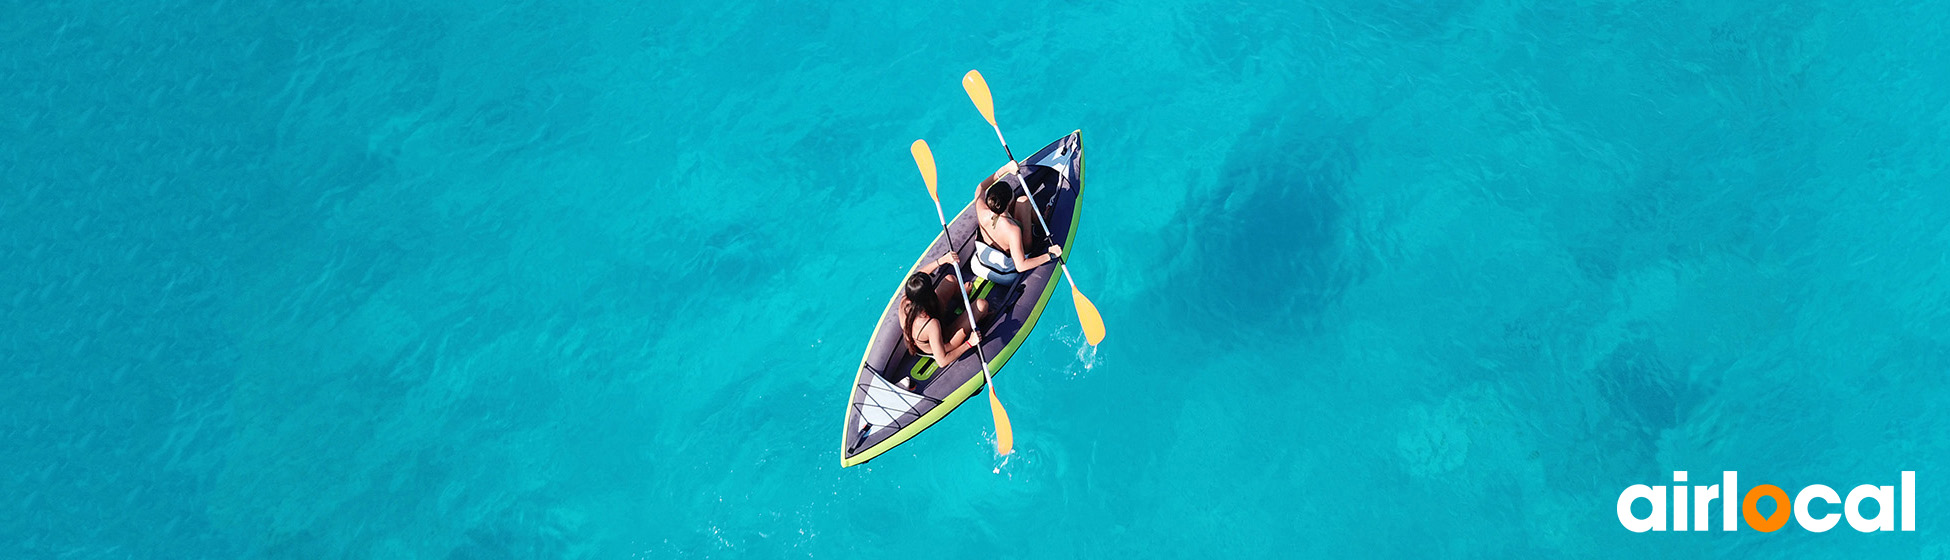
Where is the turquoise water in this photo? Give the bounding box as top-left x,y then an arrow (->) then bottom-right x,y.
5,0 -> 1949,557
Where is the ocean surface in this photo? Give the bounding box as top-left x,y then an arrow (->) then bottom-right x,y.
5,0 -> 1949,558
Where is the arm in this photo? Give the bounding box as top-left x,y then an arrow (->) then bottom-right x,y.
1005,227 -> 1060,271
917,252 -> 957,277
992,161 -> 1020,183
926,251 -> 961,275
973,161 -> 1023,200
925,273 -> 981,365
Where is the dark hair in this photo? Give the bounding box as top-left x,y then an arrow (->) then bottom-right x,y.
904,271 -> 943,321
902,271 -> 946,352
983,181 -> 1013,214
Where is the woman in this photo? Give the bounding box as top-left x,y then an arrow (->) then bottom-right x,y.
900,252 -> 992,386
972,161 -> 1061,284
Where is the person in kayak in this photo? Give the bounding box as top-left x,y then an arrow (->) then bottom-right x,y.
900,251 -> 992,382
972,162 -> 1061,284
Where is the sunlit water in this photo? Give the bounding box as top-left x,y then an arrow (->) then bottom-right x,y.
4,1 -> 1948,557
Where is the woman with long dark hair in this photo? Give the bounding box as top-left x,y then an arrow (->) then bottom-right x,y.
900,252 -> 991,383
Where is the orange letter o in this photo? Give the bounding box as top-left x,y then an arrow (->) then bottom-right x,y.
1742,484 -> 1792,532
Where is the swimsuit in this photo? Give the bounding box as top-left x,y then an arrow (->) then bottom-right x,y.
903,263 -> 961,354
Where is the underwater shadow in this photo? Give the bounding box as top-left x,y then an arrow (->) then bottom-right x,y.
1152,105 -> 1363,348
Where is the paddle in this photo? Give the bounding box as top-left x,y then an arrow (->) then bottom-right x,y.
911,139 -> 1015,459
962,69 -> 1106,346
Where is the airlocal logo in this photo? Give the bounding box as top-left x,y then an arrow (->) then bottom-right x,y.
1618,471 -> 1915,533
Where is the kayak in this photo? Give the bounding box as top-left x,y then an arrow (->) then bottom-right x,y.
840,131 -> 1086,467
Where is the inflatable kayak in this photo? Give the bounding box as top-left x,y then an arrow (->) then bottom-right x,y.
840,131 -> 1086,467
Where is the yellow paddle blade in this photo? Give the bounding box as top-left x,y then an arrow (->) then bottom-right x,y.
962,70 -> 998,128
988,383 -> 1014,456
910,139 -> 938,201
1073,284 -> 1105,346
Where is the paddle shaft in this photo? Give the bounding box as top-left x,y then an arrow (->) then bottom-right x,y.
930,203 -> 1000,394
992,127 -> 1016,163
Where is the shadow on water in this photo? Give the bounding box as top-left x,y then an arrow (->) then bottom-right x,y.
1151,106 -> 1361,347
1588,339 -> 1704,464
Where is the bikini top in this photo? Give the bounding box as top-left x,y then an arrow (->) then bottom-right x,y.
902,263 -> 958,355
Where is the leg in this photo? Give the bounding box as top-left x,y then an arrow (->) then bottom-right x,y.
948,289 -> 993,330
945,275 -> 993,325
936,298 -> 992,354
